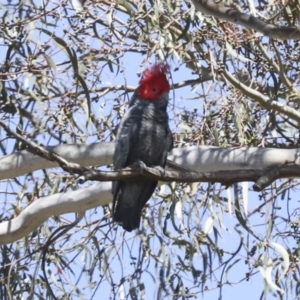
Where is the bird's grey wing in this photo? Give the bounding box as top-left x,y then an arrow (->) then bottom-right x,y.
159,125 -> 173,167
112,108 -> 139,194
167,125 -> 173,152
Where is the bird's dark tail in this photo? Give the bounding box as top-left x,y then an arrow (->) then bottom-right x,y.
113,179 -> 157,231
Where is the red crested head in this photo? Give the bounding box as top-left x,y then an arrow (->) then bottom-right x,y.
137,62 -> 170,101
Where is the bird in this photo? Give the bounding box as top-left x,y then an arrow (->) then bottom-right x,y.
112,62 -> 173,231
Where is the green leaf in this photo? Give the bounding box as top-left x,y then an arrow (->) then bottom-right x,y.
39,28 -> 74,61
43,54 -> 57,73
77,74 -> 91,117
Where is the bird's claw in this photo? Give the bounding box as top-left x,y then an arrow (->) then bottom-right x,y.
133,160 -> 146,174
133,161 -> 165,176
154,166 -> 165,176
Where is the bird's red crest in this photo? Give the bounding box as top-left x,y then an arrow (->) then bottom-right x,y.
137,62 -> 170,100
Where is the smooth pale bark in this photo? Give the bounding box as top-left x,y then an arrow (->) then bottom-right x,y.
0,143 -> 114,180
0,142 -> 299,245
0,183 -> 112,245
0,143 -> 298,178
191,0 -> 300,40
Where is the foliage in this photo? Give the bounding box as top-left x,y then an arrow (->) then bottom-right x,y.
0,0 -> 300,299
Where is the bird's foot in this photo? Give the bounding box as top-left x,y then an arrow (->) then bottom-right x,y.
133,160 -> 147,174
153,166 -> 165,176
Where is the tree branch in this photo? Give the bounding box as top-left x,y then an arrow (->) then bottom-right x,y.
0,182 -> 112,245
3,118 -> 297,190
221,69 -> 300,123
0,120 -> 99,178
191,0 -> 300,39
0,141 -> 300,180
79,162 -> 300,192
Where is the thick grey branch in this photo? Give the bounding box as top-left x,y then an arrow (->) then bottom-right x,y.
0,143 -> 299,245
0,143 -> 300,180
191,0 -> 300,39
0,143 -> 114,180
0,183 -> 112,245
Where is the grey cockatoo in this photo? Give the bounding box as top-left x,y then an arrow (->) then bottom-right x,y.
112,62 -> 173,231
